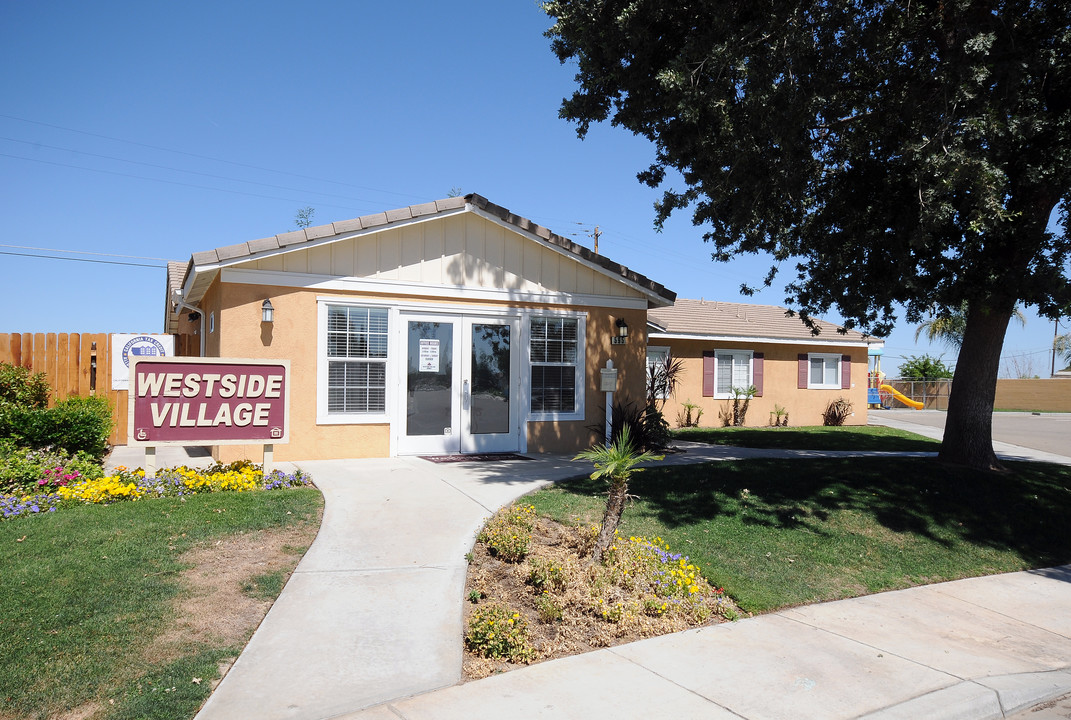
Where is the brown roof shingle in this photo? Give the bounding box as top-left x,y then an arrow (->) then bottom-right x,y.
648,299 -> 876,344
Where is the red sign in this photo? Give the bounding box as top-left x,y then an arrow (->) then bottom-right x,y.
128,358 -> 290,446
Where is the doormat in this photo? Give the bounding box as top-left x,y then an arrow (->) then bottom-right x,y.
419,453 -> 534,463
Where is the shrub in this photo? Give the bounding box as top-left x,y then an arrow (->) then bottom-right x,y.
465,604 -> 534,663
0,395 -> 113,459
718,385 -> 756,427
478,504 -> 536,562
526,557 -> 567,593
676,400 -> 703,428
822,398 -> 853,426
600,399 -> 672,452
0,363 -> 49,409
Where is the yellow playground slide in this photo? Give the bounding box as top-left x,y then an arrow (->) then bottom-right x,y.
880,384 -> 924,410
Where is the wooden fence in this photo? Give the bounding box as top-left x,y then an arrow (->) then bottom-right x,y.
1,332 -> 197,446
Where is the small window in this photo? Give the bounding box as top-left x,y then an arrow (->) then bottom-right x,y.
808,353 -> 842,389
208,312 -> 215,334
529,316 -> 583,417
326,306 -> 389,414
646,346 -> 671,399
715,351 -> 752,395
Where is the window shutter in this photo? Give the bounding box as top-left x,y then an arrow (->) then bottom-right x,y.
841,355 -> 852,389
753,353 -> 764,397
703,351 -> 715,397
798,354 -> 808,389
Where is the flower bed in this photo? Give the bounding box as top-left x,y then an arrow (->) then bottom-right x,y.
1,462 -> 312,520
464,505 -> 743,678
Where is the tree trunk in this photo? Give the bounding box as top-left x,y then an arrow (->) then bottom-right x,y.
591,478 -> 627,564
938,303 -> 1013,471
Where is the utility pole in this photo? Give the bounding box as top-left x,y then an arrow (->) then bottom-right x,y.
590,225 -> 601,254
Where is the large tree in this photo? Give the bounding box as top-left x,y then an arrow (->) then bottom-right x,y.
544,0 -> 1071,469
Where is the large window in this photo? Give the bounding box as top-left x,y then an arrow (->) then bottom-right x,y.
808,353 -> 842,389
529,316 -> 581,415
326,306 -> 389,414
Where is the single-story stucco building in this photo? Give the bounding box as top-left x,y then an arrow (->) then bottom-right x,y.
167,194 -> 675,462
647,299 -> 881,428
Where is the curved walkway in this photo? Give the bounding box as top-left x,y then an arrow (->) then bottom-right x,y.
189,441 -> 1071,720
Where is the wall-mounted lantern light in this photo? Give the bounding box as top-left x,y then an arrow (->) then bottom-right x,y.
612,317 -> 629,345
261,299 -> 274,324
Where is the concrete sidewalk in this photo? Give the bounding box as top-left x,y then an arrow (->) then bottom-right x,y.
186,441 -> 1071,720
344,566 -> 1071,720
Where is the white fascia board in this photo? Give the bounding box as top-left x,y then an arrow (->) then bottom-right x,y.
467,205 -> 673,308
222,268 -> 651,310
648,331 -> 873,348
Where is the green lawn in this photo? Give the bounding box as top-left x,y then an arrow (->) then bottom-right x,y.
0,488 -> 322,720
527,457 -> 1071,613
673,425 -> 940,451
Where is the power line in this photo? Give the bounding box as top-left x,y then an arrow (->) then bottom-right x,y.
0,250 -> 162,269
0,243 -> 170,261
0,135 -> 398,207
0,113 -> 424,202
0,152 -> 366,212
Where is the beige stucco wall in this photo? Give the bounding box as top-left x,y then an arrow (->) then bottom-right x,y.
994,378 -> 1071,412
201,280 -> 648,461
655,339 -> 870,428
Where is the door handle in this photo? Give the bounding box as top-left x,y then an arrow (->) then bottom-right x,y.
463,379 -> 470,411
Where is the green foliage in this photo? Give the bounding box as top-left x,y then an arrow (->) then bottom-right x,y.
898,354 -> 955,380
526,557 -> 567,593
544,0 -> 1071,467
0,363 -> 49,409
676,400 -> 703,428
674,425 -> 940,452
822,398 -> 854,427
242,571 -> 286,601
0,488 -> 322,717
465,604 -> 535,663
770,404 -> 789,427
528,456 -> 1071,613
574,425 -> 663,490
718,385 -> 756,427
601,399 -> 672,452
478,504 -> 536,562
0,395 -> 113,459
0,439 -> 104,496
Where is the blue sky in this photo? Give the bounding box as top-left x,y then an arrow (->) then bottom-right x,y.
1,1 -> 1065,377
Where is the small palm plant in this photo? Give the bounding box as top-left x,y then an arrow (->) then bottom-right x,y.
573,424 -> 663,564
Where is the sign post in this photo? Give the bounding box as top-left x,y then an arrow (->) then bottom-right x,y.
128,358 -> 290,476
599,359 -> 618,445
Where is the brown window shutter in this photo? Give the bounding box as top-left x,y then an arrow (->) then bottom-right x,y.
753,353 -> 764,396
841,355 -> 851,389
798,354 -> 808,389
703,351 -> 715,396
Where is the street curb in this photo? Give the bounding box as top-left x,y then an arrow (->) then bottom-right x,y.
860,668 -> 1071,720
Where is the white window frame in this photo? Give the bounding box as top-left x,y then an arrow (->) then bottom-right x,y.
316,301 -> 392,425
808,353 -> 842,390
527,313 -> 586,422
647,346 -> 671,400
713,349 -> 754,398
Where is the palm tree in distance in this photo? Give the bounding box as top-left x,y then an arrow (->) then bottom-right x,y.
915,301 -> 1026,350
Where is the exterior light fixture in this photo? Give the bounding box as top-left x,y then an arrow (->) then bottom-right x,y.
261,299 -> 274,324
612,317 -> 629,345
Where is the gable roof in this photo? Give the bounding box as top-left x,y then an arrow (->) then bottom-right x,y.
648,298 -> 881,347
174,193 -> 676,311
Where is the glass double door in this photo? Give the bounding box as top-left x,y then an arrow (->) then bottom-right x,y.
399,314 -> 520,455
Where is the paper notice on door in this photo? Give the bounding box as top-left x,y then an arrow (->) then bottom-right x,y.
419,339 -> 440,372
